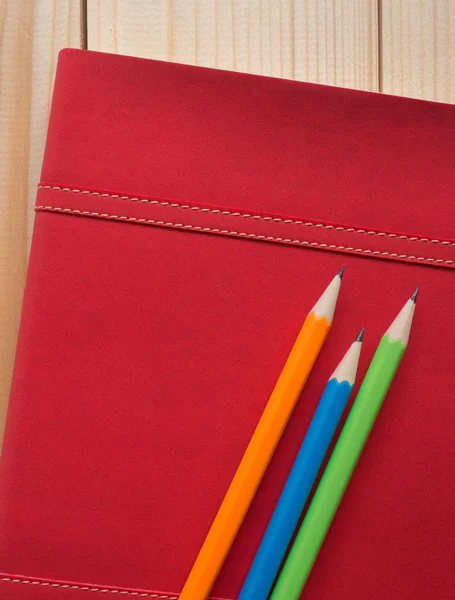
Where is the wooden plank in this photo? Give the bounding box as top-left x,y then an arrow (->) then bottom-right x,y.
381,0 -> 455,102
0,0 -> 83,446
87,0 -> 379,89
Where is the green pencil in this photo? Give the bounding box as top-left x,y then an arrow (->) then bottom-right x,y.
270,289 -> 418,600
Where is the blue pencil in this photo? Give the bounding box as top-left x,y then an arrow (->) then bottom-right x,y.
238,329 -> 364,600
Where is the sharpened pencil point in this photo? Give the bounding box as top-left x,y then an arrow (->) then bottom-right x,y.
337,265 -> 345,279
356,327 -> 365,342
410,287 -> 419,302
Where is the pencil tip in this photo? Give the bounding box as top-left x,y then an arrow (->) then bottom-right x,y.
355,327 -> 365,342
337,265 -> 345,279
410,286 -> 419,303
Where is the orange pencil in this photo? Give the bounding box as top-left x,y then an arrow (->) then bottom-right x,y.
179,268 -> 344,600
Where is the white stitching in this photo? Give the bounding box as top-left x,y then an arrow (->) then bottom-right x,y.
37,185 -> 455,248
0,576 -> 178,597
34,206 -> 454,266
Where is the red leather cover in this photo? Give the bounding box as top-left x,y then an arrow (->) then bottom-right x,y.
0,49 -> 454,600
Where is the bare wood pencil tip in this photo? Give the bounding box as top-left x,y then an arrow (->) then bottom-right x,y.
330,327 -> 363,384
310,268 -> 343,322
386,293 -> 417,345
355,327 -> 365,342
410,287 -> 419,303
337,265 -> 345,279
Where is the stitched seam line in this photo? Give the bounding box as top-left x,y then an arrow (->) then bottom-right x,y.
37,185 -> 455,248
0,576 -> 177,598
34,206 -> 454,265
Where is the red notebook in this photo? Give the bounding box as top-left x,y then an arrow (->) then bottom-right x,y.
0,49 -> 454,600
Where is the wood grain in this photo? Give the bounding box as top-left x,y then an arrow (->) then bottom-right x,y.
381,0 -> 455,102
0,0 -> 83,445
87,0 -> 379,90
1,0 -> 454,451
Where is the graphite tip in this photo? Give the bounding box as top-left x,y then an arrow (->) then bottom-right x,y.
337,265 -> 345,279
355,327 -> 365,342
410,286 -> 419,303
